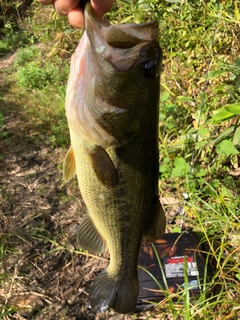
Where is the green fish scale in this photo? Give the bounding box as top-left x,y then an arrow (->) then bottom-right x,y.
70,126 -> 157,278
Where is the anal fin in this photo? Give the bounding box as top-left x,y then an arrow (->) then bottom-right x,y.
86,145 -> 119,187
63,146 -> 76,182
77,215 -> 107,254
144,198 -> 166,242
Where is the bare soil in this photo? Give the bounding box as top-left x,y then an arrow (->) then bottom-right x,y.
0,55 -> 173,320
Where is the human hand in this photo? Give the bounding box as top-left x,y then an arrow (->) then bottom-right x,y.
38,0 -> 115,28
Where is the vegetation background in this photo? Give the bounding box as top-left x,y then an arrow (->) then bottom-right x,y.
0,0 -> 239,319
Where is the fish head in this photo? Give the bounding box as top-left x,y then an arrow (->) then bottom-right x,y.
66,4 -> 162,147
85,3 -> 162,114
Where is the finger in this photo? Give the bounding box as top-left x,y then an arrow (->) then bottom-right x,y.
68,7 -> 85,28
91,0 -> 115,19
38,0 -> 53,4
54,0 -> 80,15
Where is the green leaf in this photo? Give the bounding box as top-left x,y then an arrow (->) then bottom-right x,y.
177,96 -> 195,102
221,186 -> 232,197
233,127 -> 240,148
210,179 -> 220,189
120,15 -> 135,23
172,226 -> 181,233
225,103 -> 240,115
216,139 -> 239,156
199,92 -> 207,102
207,70 -> 227,79
213,126 -> 235,144
234,1 -> 240,21
210,108 -> 235,124
196,168 -> 207,177
196,140 -> 209,149
160,164 -> 170,173
234,76 -> 240,90
160,91 -> 170,102
234,57 -> 240,67
171,157 -> 190,177
198,126 -> 210,137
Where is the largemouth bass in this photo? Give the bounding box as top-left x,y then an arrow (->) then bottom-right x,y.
64,3 -> 165,314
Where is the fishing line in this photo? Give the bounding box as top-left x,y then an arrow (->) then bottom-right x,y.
168,3 -> 220,229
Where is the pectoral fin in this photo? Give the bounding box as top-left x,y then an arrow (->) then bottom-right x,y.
63,146 -> 76,182
86,145 -> 119,187
144,198 -> 166,242
77,215 -> 107,254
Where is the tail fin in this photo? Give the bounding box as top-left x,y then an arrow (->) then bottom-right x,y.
88,270 -> 139,314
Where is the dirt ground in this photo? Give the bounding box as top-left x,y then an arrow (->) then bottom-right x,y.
0,55 -> 176,320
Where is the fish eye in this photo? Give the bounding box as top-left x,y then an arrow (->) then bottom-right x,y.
142,60 -> 156,78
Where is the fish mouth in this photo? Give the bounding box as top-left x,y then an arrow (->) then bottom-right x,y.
84,3 -> 159,71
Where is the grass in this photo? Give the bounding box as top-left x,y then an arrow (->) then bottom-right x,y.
0,0 -> 240,318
